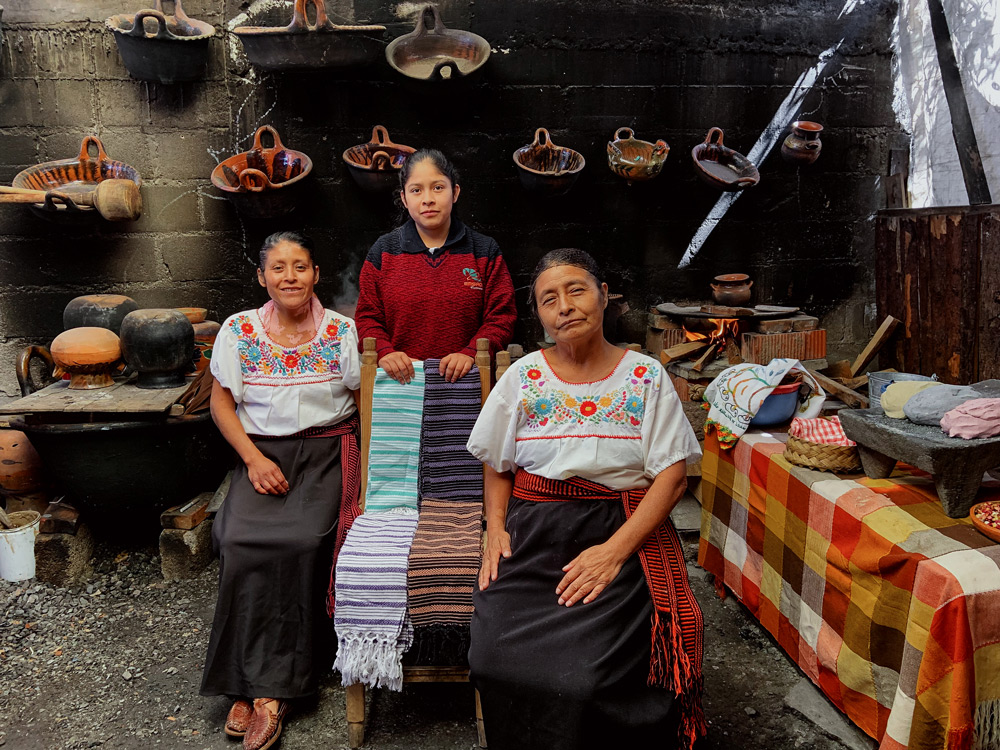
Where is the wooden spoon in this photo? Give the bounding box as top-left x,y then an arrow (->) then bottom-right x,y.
0,505 -> 13,530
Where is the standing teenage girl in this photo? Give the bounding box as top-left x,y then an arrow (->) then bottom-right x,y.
354,149 -> 517,382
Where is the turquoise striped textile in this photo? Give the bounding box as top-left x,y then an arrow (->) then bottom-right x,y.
364,363 -> 426,513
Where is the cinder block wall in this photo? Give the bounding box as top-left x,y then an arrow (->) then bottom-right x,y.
0,0 -> 899,400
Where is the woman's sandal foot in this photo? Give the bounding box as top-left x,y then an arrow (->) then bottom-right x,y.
243,698 -> 289,750
225,698 -> 253,738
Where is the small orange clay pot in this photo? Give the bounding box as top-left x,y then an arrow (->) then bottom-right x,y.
711,273 -> 753,306
781,121 -> 823,166
0,429 -> 44,495
50,327 -> 122,389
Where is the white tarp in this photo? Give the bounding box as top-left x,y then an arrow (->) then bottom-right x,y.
895,0 -> 1000,207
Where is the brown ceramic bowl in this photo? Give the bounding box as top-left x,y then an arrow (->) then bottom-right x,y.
513,128 -> 585,197
342,125 -> 416,192
607,127 -> 669,183
970,501 -> 1000,543
50,327 -> 122,390
210,125 -> 313,219
691,127 -> 760,191
13,136 -> 142,218
386,4 -> 490,81
175,307 -> 208,324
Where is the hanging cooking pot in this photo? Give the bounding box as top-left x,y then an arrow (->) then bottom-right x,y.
385,4 -> 490,81
512,128 -> 585,197
342,125 -> 416,192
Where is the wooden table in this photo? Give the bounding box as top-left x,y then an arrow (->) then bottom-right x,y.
699,431 -> 1000,750
0,376 -> 189,418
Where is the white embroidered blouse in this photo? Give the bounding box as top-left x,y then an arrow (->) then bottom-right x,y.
467,349 -> 701,490
210,307 -> 361,436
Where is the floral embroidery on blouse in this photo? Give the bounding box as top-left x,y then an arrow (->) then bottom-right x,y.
228,313 -> 349,384
518,360 -> 659,431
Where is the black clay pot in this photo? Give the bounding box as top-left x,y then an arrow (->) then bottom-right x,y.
120,309 -> 193,389
63,294 -> 139,333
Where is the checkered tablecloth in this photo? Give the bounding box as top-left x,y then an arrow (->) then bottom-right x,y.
698,431 -> 1000,750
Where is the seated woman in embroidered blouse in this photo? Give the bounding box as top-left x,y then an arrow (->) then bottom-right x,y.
466,248 -> 706,750
200,232 -> 361,750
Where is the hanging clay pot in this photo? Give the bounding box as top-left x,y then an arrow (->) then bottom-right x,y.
0,429 -> 44,495
691,128 -> 760,191
385,4 -> 490,82
606,127 -> 669,184
781,121 -> 823,166
343,125 -> 416,192
49,327 -> 122,390
513,128 -> 585,197
120,309 -> 193,389
63,294 -> 139,333
191,320 -> 221,373
711,273 -> 753,306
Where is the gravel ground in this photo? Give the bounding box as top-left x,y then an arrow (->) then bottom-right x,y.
0,534 -> 863,750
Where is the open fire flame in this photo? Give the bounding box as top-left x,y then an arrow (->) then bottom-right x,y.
683,318 -> 740,344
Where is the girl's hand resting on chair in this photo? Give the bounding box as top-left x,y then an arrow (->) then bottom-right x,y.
439,352 -> 474,382
379,351 -> 416,384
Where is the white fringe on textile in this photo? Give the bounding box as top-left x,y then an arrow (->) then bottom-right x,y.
335,618 -> 414,691
975,700 -> 1000,750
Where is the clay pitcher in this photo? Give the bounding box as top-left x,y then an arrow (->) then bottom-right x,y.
711,273 -> 753,306
781,121 -> 823,166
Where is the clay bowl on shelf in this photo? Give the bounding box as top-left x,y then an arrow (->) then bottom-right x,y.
386,4 -> 490,82
342,125 -> 416,192
607,127 -> 669,184
105,0 -> 215,84
175,307 -> 207,324
12,136 -> 142,220
513,128 -> 585,197
210,125 -> 313,219
234,0 -> 385,70
970,501 -> 1000,543
49,327 -> 122,390
691,127 -> 760,191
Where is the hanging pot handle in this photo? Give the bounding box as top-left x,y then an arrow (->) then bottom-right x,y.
239,168 -> 270,192
77,136 -> 109,164
652,139 -> 669,156
414,4 -> 447,36
614,127 -> 634,142
533,128 -> 551,148
370,151 -> 392,170
705,127 -> 725,146
429,59 -> 459,80
290,0 -> 330,31
16,345 -> 56,397
252,125 -> 285,153
43,191 -> 81,211
155,0 -> 192,22
370,125 -> 390,146
128,9 -> 175,40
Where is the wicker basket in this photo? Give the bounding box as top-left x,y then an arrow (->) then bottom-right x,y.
784,434 -> 862,473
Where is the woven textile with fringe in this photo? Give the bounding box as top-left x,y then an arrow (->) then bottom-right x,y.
512,470 -> 707,750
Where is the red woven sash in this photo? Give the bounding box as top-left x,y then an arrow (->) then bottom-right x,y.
512,469 -> 707,750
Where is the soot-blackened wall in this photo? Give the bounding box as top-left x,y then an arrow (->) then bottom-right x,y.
0,0 -> 899,399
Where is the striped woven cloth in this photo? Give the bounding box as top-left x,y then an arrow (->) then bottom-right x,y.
333,507 -> 419,691
407,498 -> 482,628
365,363 -> 426,513
419,360 -> 484,502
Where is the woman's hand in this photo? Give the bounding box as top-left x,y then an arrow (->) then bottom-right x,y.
556,542 -> 627,606
439,352 -> 474,383
379,351 -> 415,384
478,527 -> 512,591
246,454 -> 289,495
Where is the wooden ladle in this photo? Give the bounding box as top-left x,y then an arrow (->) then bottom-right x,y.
0,179 -> 143,221
0,505 -> 12,530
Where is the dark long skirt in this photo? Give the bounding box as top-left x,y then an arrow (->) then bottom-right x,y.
200,436 -> 342,700
469,495 -> 677,750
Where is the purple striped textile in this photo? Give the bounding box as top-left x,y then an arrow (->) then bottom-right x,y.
333,508 -> 418,691
419,360 -> 484,504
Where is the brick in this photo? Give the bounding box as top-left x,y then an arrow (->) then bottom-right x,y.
0,234 -> 161,288
160,234 -> 248,282
751,314 -> 819,334
28,25 -> 94,78
35,79 -> 97,128
129,184 -> 202,233
0,80 -> 44,127
95,80 -> 148,126
150,129 -> 227,180
144,82 -> 229,129
0,291 -> 72,338
741,330 -> 827,364
0,133 -> 40,182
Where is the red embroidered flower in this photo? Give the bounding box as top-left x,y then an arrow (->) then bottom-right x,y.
539,417 -> 549,426
325,324 -> 338,337
240,322 -> 254,334
633,365 -> 648,378
283,354 -> 299,369
527,368 -> 542,380
580,400 -> 598,417
630,416 -> 641,426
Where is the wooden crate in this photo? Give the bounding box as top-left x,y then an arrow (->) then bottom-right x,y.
875,205 -> 1000,383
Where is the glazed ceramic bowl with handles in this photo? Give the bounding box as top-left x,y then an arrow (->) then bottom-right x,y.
386,4 -> 490,81
106,0 -> 215,84
513,128 -> 585,197
691,127 -> 760,191
342,125 -> 416,192
607,127 -> 669,183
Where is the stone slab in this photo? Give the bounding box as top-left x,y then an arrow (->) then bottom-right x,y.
840,409 -> 1000,517
784,678 -> 877,750
159,518 -> 214,581
670,493 -> 702,533
35,524 -> 94,587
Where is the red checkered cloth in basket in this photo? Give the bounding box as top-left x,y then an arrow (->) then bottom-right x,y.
788,415 -> 856,447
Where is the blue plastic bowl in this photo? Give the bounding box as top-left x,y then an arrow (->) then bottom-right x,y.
749,383 -> 802,426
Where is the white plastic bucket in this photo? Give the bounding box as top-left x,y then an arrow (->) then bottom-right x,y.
0,510 -> 41,582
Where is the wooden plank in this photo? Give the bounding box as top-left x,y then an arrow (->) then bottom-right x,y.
691,343 -> 719,373
849,316 -> 900,377
403,666 -> 470,682
979,212 -> 1000,379
475,338 -> 491,405
660,341 -> 710,364
807,368 -> 869,408
0,378 -> 185,415
160,492 -> 212,530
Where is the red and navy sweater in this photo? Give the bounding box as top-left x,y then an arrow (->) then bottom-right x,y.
355,219 -> 517,360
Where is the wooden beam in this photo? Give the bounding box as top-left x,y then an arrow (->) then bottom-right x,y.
808,368 -> 869,408
660,340 -> 709,364
850,316 -> 900,377
691,343 -> 719,373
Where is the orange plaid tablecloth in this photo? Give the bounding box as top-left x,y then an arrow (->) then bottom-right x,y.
698,431 -> 1000,750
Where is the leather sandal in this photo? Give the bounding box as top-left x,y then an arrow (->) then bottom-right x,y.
242,699 -> 289,750
225,698 -> 253,738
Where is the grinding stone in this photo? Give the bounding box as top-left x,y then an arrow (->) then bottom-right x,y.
881,381 -> 944,419
904,385 -> 980,426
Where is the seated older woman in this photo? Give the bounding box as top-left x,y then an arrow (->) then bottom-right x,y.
200,232 -> 360,750
467,248 -> 705,750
